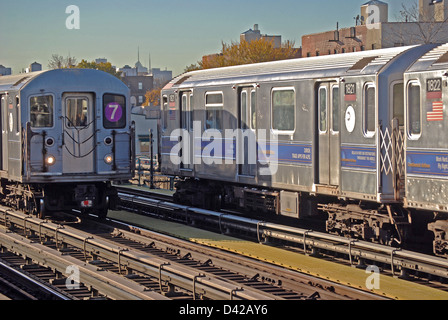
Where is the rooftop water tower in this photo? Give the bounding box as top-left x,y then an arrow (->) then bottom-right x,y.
360,0 -> 389,25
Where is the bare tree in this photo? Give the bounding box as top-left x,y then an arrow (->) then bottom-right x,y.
389,1 -> 448,45
47,54 -> 77,69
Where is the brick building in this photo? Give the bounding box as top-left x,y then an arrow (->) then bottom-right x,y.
302,0 -> 448,58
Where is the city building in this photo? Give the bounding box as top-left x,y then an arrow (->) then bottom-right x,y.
131,105 -> 160,157
240,24 -> 282,48
122,75 -> 154,108
151,68 -> 173,89
26,62 -> 42,73
0,65 -> 12,76
302,0 -> 448,58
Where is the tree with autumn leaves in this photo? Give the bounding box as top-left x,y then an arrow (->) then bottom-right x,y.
185,38 -> 300,72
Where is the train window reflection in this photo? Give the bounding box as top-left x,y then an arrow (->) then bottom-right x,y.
319,87 -> 327,133
66,98 -> 89,128
205,92 -> 223,130
272,88 -> 295,132
30,95 -> 54,128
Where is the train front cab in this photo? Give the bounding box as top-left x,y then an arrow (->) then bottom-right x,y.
404,44 -> 448,257
21,69 -> 133,217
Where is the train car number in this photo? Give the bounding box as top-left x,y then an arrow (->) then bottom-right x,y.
427,78 -> 442,92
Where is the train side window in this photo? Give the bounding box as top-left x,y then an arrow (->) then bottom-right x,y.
205,92 -> 223,130
16,96 -> 20,133
241,91 -> 248,130
250,90 -> 256,130
332,86 -> 340,133
162,96 -> 168,131
319,86 -> 327,133
103,94 -> 126,129
272,88 -> 295,132
363,83 -> 376,137
407,81 -> 421,138
30,95 -> 54,128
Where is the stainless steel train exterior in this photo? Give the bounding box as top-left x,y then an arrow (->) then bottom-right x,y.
0,69 -> 135,218
404,44 -> 448,256
161,43 -> 448,257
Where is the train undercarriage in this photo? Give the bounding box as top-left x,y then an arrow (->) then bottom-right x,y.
173,178 -> 448,257
0,180 -> 118,219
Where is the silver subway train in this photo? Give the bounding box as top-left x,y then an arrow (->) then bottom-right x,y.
161,43 -> 448,257
0,69 -> 135,218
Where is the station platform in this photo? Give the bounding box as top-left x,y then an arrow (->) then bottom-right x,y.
108,209 -> 448,300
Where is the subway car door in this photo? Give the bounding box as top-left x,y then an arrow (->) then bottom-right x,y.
317,82 -> 340,186
238,88 -> 256,177
62,93 -> 95,174
0,95 -> 4,171
180,91 -> 194,171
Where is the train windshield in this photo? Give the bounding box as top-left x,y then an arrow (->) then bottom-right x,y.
66,97 -> 89,128
103,94 -> 126,129
30,95 -> 54,128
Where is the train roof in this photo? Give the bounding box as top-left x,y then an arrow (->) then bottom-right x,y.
0,69 -> 128,93
0,71 -> 45,92
407,43 -> 448,73
165,44 -> 435,90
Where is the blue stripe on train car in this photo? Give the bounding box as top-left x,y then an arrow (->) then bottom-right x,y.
407,150 -> 448,177
341,146 -> 376,170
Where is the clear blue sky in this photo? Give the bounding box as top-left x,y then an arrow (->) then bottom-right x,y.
1,0 -> 409,76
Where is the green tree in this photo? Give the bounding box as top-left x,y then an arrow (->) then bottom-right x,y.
75,60 -> 123,79
185,38 -> 300,72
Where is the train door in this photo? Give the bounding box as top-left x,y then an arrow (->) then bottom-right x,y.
180,91 -> 194,171
0,95 -> 4,171
317,82 -> 340,186
238,88 -> 256,177
62,93 -> 95,174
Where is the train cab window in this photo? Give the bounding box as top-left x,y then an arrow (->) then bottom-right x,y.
392,82 -> 404,126
363,84 -> 376,137
205,92 -> 223,130
66,98 -> 89,128
407,82 -> 421,138
103,94 -> 126,129
30,95 -> 54,128
272,88 -> 295,132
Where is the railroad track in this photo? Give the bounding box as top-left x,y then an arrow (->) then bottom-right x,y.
0,205 -> 378,300
116,186 -> 448,291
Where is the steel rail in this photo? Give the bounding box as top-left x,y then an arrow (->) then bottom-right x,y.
0,206 -> 278,300
0,228 -> 167,300
0,258 -> 71,300
118,191 -> 448,280
106,218 -> 388,300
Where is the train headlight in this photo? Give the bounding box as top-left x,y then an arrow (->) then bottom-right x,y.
46,155 -> 56,166
104,154 -> 113,165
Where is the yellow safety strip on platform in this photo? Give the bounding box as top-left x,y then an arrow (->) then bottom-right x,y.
108,210 -> 448,300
